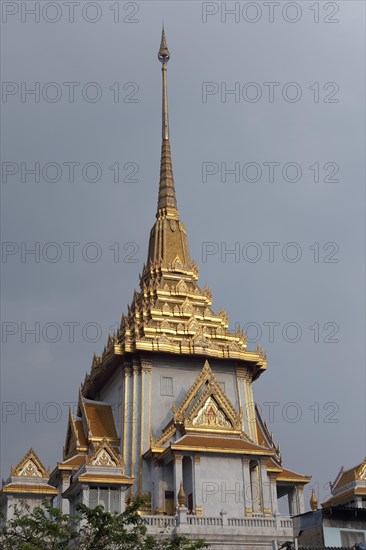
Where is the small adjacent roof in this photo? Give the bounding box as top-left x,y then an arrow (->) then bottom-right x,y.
10,448 -> 50,478
332,458 -> 366,491
322,457 -> 366,508
1,449 -> 58,498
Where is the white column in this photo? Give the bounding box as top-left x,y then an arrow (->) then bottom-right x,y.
123,364 -> 133,476
152,460 -> 164,513
6,496 -> 14,520
140,359 -> 152,497
242,457 -> 252,516
236,367 -> 249,435
288,487 -> 299,515
243,372 -> 257,443
131,360 -> 141,495
259,458 -> 272,516
174,454 -> 183,510
79,485 -> 89,528
250,463 -> 261,513
81,485 -> 89,507
269,473 -> 278,515
119,488 -> 126,513
297,485 -> 305,514
355,496 -> 363,508
140,359 -> 152,453
193,455 -> 203,515
60,473 -> 71,514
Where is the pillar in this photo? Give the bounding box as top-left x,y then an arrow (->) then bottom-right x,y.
123,364 -> 133,476
243,371 -> 257,443
297,485 -> 305,514
61,473 -> 70,514
174,454 -> 183,510
81,484 -> 89,507
269,473 -> 279,515
131,360 -> 141,494
140,359 -> 152,496
236,367 -> 249,435
79,485 -> 89,528
259,458 -> 272,516
153,460 -> 164,514
242,457 -> 252,516
120,488 -> 126,513
250,462 -> 261,513
193,455 -> 203,515
140,359 -> 152,453
288,487 -> 299,516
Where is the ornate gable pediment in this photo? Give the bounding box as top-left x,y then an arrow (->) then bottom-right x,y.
11,448 -> 49,478
191,396 -> 232,429
184,376 -> 242,432
86,438 -> 124,470
173,361 -> 240,427
153,361 -> 243,448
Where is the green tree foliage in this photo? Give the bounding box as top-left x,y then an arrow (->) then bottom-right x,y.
0,498 -> 208,550
0,501 -> 78,549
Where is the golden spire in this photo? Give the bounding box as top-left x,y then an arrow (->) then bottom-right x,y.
310,488 -> 318,511
157,26 -> 178,218
146,28 -> 191,267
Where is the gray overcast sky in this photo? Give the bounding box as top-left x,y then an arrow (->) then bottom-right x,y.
1,1 -> 365,508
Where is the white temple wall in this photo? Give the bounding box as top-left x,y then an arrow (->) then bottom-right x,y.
199,455 -> 244,517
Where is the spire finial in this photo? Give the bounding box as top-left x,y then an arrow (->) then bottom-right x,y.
158,25 -> 170,64
146,30 -> 191,266
156,27 -> 178,215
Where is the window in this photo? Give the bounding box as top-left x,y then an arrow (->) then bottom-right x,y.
340,530 -> 365,545
89,486 -> 120,513
161,376 -> 173,396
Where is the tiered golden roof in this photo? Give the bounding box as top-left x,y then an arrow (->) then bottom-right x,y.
82,30 -> 266,397
50,392 -> 133,493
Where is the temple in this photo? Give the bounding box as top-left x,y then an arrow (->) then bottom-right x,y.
1,30 -> 314,549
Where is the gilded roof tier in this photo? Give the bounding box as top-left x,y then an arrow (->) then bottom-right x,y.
82,30 -> 266,397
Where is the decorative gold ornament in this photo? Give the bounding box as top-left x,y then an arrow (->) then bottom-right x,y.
310,488 -> 318,511
177,483 -> 186,507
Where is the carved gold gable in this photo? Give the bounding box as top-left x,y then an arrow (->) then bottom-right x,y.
86,438 -> 124,470
192,396 -> 232,429
19,460 -> 42,477
152,361 -> 243,447
93,448 -> 117,467
11,448 -> 49,478
184,377 -> 242,433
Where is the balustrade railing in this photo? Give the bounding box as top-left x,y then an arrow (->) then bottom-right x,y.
143,514 -> 292,531
143,516 -> 176,527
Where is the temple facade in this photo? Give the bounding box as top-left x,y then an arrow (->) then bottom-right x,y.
1,31 -> 312,549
